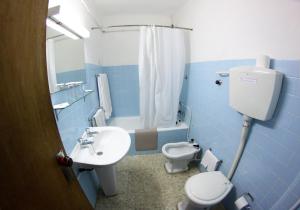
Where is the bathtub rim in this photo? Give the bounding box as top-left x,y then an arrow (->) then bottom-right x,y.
108,116 -> 189,134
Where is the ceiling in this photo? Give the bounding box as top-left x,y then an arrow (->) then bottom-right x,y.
93,0 -> 188,16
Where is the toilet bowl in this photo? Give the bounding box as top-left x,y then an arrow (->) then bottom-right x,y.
178,150 -> 232,210
162,142 -> 200,173
178,171 -> 233,210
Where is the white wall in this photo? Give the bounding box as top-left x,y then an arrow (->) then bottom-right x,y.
84,14 -> 172,66
99,30 -> 139,66
84,30 -> 103,65
173,0 -> 300,62
54,38 -> 85,72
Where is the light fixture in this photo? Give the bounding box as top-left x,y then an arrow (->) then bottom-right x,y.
57,17 -> 90,38
46,18 -> 80,40
47,4 -> 90,40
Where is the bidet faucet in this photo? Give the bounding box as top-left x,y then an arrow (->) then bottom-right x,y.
188,138 -> 195,143
193,144 -> 200,149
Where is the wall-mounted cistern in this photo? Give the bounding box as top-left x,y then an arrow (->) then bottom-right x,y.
227,55 -> 283,180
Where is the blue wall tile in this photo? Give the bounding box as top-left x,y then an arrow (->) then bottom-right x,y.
85,63 -> 103,114
102,65 -> 139,117
51,64 -> 100,207
181,59 -> 300,210
85,64 -> 140,117
56,69 -> 86,83
78,171 -> 99,207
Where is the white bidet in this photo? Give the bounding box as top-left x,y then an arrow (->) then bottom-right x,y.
162,142 -> 200,173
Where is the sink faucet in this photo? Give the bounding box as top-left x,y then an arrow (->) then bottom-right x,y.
77,128 -> 98,146
85,128 -> 99,137
77,137 -> 94,146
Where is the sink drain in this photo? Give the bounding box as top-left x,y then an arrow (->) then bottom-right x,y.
97,151 -> 103,156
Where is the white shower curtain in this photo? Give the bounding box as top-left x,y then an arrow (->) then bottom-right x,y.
139,26 -> 186,129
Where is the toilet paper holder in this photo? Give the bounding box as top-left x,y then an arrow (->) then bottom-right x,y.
235,192 -> 254,210
242,193 -> 254,202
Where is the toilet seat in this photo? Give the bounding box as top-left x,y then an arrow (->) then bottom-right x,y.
185,171 -> 233,206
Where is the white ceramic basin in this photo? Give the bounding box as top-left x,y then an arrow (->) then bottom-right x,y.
70,126 -> 131,167
70,126 -> 131,196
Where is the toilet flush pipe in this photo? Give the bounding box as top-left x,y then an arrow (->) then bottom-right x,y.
227,115 -> 252,180
289,198 -> 300,210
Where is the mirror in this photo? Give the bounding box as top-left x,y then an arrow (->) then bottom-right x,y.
46,27 -> 86,93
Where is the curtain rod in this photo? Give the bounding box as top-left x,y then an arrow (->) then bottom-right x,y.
91,24 -> 193,31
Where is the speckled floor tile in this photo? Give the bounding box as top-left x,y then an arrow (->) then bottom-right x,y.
95,154 -> 225,210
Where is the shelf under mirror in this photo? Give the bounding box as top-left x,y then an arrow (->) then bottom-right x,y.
53,90 -> 94,120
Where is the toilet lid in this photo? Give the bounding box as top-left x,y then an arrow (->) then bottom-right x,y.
186,171 -> 232,202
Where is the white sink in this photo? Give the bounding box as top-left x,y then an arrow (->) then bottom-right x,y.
70,126 -> 131,196
70,126 -> 131,166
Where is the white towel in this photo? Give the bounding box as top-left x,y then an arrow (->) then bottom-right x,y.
93,109 -> 106,127
97,74 -> 112,119
201,150 -> 220,172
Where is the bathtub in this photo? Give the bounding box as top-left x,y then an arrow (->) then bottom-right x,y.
108,116 -> 189,155
108,116 -> 188,133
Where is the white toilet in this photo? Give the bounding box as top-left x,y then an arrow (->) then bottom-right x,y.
162,142 -> 201,173
178,150 -> 233,210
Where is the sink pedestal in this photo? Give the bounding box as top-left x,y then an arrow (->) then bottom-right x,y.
95,165 -> 117,196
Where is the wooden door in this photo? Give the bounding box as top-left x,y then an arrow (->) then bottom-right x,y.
0,1 -> 93,209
